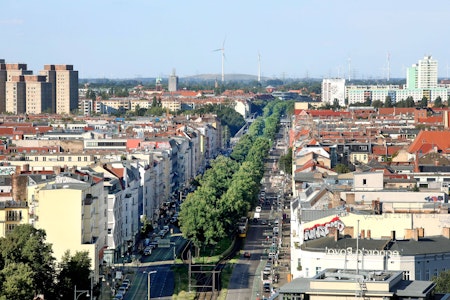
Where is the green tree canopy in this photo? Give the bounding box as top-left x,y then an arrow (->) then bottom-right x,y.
432,269 -> 450,293
0,225 -> 56,299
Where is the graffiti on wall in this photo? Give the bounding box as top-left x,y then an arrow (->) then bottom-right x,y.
303,216 -> 345,241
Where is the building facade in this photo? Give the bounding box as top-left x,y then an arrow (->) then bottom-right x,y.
39,64 -> 79,114
321,78 -> 346,106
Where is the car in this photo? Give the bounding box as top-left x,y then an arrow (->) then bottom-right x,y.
144,247 -> 152,256
114,293 -> 124,300
260,219 -> 267,225
149,241 -> 158,249
244,251 -> 251,258
255,206 -> 262,213
263,283 -> 271,293
263,266 -> 271,275
122,279 -> 130,289
120,282 -> 129,291
118,286 -> 127,295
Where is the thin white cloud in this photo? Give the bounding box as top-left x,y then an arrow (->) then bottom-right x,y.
0,19 -> 24,25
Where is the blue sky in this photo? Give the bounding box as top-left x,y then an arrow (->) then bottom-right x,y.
2,0 -> 450,80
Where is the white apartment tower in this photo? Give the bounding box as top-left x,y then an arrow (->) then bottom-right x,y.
406,55 -> 438,89
321,78 -> 346,106
39,65 -> 79,114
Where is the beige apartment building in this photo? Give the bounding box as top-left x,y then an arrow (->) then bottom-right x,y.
39,64 -> 79,114
0,62 -> 33,113
0,200 -> 29,237
32,179 -> 107,281
5,74 -> 52,114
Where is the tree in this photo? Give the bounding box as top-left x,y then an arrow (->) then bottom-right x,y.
372,100 -> 383,108
406,96 -> 415,107
332,99 -> 340,110
55,251 -> 92,300
334,163 -> 351,174
279,148 -> 293,175
0,225 -> 56,299
432,269 -> 450,293
384,96 -> 393,108
420,96 -> 428,108
434,96 -> 443,108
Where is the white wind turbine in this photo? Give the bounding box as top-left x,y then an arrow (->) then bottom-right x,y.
213,38 -> 226,82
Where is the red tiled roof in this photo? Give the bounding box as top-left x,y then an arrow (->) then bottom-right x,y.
408,131 -> 450,154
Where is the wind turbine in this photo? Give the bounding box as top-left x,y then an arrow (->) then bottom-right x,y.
213,38 -> 226,82
258,52 -> 261,82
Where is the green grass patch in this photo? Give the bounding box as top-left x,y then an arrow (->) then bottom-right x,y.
171,264 -> 195,300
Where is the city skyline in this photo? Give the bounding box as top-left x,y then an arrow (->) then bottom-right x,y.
3,0 -> 450,80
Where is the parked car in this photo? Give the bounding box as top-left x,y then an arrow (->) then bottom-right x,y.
244,251 -> 251,258
114,293 -> 124,300
144,247 -> 152,256
263,283 -> 271,293
122,279 -> 130,289
149,241 -> 158,249
255,206 -> 262,213
118,286 -> 127,295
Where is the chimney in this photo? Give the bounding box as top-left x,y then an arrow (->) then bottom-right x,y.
361,229 -> 365,239
367,230 -> 371,239
418,227 -> 424,238
442,227 -> 450,239
412,228 -> 420,241
334,228 -> 339,242
391,230 -> 396,241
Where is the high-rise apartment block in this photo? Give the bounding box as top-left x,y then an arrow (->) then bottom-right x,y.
6,75 -> 51,114
0,60 -> 78,115
0,62 -> 33,113
39,64 -> 79,114
321,78 -> 346,106
406,55 -> 438,89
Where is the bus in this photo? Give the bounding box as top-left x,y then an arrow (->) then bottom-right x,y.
238,217 -> 248,238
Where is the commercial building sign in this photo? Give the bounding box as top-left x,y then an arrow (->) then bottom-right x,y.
325,247 -> 399,256
304,216 -> 345,241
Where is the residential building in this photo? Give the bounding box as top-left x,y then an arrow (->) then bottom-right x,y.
5,75 -> 52,114
32,173 -> 107,282
39,64 -> 79,114
0,62 -> 33,113
321,78 -> 346,106
279,268 -> 443,299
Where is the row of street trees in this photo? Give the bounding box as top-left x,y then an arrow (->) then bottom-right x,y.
0,225 -> 93,300
178,100 -> 291,252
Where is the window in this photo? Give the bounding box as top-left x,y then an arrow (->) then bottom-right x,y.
315,267 -> 321,275
403,270 -> 410,280
363,179 -> 367,185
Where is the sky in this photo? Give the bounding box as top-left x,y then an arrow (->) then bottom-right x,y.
2,0 -> 450,80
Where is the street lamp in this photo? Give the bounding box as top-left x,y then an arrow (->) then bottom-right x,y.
73,273 -> 93,300
73,285 -> 89,300
144,270 -> 157,300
